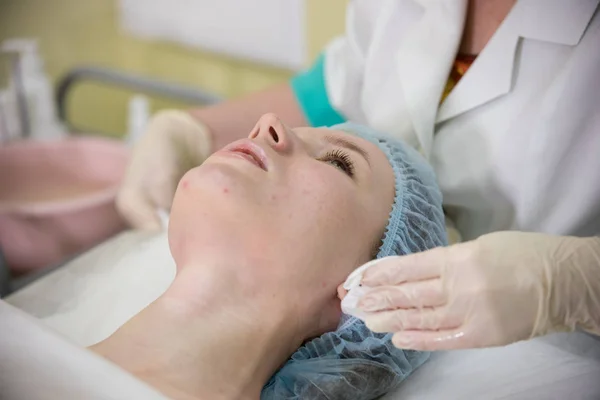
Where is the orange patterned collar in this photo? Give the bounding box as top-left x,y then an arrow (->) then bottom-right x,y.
441,54 -> 477,103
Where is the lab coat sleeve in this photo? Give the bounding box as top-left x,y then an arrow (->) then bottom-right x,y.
290,53 -> 347,127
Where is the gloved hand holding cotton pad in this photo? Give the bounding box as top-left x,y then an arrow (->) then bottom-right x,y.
340,259 -> 386,320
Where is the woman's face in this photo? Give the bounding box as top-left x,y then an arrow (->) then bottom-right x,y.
169,114 -> 394,330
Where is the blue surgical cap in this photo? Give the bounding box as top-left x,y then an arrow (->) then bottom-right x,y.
261,123 -> 448,399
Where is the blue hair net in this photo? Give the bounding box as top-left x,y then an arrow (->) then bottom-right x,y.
261,123 -> 448,399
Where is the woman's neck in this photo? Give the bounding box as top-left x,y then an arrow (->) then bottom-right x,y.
90,263 -> 305,400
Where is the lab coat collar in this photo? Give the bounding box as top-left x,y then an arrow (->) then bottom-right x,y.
393,0 -> 599,157
436,0 -> 600,124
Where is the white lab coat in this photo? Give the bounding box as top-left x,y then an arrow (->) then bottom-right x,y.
324,0 -> 600,240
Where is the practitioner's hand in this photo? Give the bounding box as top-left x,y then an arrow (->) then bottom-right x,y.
117,110 -> 212,230
350,232 -> 600,350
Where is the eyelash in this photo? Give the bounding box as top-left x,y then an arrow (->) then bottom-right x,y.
320,149 -> 355,177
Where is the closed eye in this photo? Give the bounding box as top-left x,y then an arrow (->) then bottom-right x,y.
320,149 -> 355,177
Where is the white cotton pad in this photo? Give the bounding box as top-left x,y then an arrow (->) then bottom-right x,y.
340,259 -> 381,321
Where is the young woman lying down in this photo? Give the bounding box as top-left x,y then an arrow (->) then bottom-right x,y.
89,113 -> 447,400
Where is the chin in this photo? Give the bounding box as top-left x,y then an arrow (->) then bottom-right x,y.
183,161 -> 264,198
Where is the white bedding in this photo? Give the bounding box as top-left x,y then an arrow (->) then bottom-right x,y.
0,301 -> 167,400
6,231 -> 600,399
7,230 -> 175,346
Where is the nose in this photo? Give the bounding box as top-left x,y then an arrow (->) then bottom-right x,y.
249,113 -> 294,154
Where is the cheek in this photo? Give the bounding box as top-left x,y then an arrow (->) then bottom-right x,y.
287,165 -> 366,235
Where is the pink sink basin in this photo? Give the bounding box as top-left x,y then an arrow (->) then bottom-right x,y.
0,137 -> 130,275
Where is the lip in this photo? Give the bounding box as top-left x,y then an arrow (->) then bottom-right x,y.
221,140 -> 268,171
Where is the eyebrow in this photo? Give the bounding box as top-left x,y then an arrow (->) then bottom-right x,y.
324,134 -> 371,168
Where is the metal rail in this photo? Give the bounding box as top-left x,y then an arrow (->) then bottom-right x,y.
56,66 -> 222,133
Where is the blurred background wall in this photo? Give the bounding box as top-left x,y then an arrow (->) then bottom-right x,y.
0,0 -> 348,136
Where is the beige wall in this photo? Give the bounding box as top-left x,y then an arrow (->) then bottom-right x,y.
0,0 -> 348,136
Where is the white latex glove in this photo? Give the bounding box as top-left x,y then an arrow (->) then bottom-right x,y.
116,110 -> 211,230
347,231 -> 600,350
